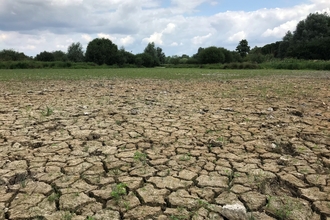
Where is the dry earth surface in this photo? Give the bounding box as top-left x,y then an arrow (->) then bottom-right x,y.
0,75 -> 329,220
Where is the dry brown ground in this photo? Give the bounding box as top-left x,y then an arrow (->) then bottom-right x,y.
0,76 -> 329,220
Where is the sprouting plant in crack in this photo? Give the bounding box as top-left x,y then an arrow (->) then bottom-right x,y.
42,105 -> 53,117
86,216 -> 95,220
179,153 -> 191,161
134,151 -> 147,165
111,168 -> 121,176
47,192 -> 60,203
225,169 -> 239,190
20,178 -> 28,188
123,201 -> 131,210
61,211 -> 73,220
196,199 -> 212,209
266,196 -> 298,220
111,183 -> 127,203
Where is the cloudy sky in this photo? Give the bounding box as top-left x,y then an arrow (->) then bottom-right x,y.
0,0 -> 329,57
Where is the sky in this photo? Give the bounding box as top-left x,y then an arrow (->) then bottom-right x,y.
0,0 -> 329,57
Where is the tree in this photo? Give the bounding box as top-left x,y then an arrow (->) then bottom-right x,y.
156,47 -> 165,64
192,47 -> 205,61
52,50 -> 68,61
236,39 -> 250,58
35,51 -> 55,62
0,49 -> 30,61
198,46 -> 225,64
67,42 -> 84,62
293,12 -> 330,43
219,47 -> 233,63
135,53 -> 154,67
275,12 -> 330,59
117,46 -> 135,66
85,38 -> 118,65
143,42 -> 161,66
278,31 -> 293,58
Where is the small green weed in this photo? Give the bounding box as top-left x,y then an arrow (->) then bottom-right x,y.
20,179 -> 27,188
134,151 -> 147,165
179,153 -> 191,161
61,211 -> 73,220
115,120 -> 124,126
48,193 -> 60,203
266,196 -> 299,220
42,106 -> 53,116
111,183 -> 127,203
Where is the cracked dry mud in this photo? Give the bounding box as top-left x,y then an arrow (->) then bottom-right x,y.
0,76 -> 329,220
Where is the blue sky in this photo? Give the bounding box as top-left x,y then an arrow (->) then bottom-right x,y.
0,0 -> 329,57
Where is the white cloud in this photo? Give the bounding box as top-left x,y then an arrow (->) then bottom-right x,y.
192,33 -> 212,45
262,20 -> 298,38
82,34 -> 92,42
163,23 -> 176,34
142,23 -> 176,45
143,32 -> 163,45
228,31 -> 246,42
97,33 -> 117,41
171,42 -> 178,46
120,35 -> 135,46
0,34 -> 7,40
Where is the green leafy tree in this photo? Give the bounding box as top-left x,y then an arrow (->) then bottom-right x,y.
0,49 -> 30,61
52,50 -> 68,61
219,47 -> 233,63
287,12 -> 330,59
35,51 -> 55,62
135,53 -> 154,67
236,39 -> 250,58
192,47 -> 205,61
260,42 -> 281,57
67,42 -> 84,62
247,46 -> 266,63
198,46 -> 225,64
293,12 -> 330,43
143,42 -> 161,66
117,47 -> 135,65
85,38 -> 118,65
156,47 -> 165,64
278,31 -> 293,58
169,55 -> 180,65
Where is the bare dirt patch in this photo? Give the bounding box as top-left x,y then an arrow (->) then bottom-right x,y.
0,76 -> 329,220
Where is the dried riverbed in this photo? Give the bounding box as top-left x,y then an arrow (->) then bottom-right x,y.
0,76 -> 329,219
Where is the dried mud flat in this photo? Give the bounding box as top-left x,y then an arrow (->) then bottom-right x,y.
0,75 -> 329,220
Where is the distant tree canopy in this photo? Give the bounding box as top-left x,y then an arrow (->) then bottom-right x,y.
85,38 -> 118,65
52,50 -> 68,62
236,39 -> 250,58
199,46 -> 225,64
191,46 -> 239,64
35,51 -> 55,62
254,12 -> 330,60
143,42 -> 165,66
0,49 -> 30,61
117,47 -> 135,66
67,42 -> 84,62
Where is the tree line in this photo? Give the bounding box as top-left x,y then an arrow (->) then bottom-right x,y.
248,12 -> 330,62
0,12 -> 329,68
0,38 -> 249,67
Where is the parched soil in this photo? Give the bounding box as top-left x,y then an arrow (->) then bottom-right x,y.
0,76 -> 329,220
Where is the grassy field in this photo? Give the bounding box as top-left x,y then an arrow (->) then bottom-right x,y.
0,68 -> 330,81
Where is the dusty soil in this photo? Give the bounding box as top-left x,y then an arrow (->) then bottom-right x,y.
0,76 -> 329,220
